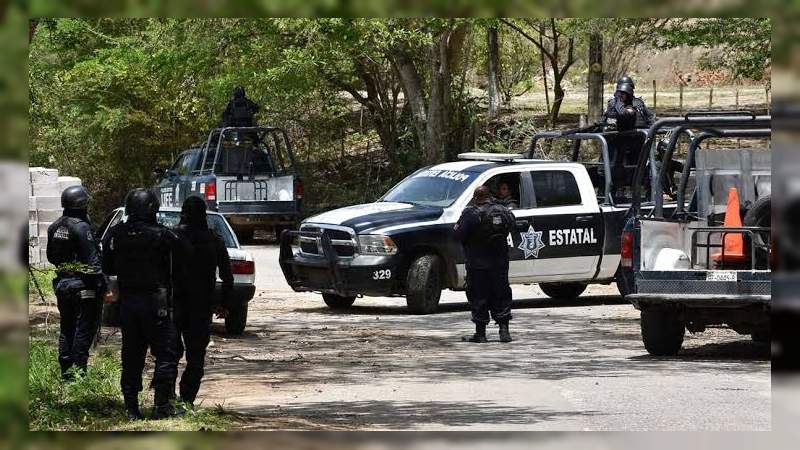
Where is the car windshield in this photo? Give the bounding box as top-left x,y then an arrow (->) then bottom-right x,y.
381,168 -> 477,207
156,212 -> 238,248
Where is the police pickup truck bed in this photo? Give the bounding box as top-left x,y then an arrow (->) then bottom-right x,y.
279,153 -> 633,314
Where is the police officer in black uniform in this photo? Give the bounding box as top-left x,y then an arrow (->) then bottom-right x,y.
454,186 -> 516,343
602,76 -> 655,128
220,86 -> 259,128
171,195 -> 233,407
46,186 -> 104,380
102,188 -> 184,420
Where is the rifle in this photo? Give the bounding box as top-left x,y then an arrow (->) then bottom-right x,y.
559,121 -> 607,137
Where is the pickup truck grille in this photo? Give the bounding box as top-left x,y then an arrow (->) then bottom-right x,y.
298,225 -> 357,258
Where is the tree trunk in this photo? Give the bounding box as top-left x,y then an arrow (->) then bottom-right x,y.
487,25 -> 501,119
551,80 -> 565,126
587,32 -> 603,123
391,51 -> 428,160
426,31 -> 448,165
539,26 -> 550,123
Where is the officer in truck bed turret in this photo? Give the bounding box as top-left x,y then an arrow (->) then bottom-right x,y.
454,185 -> 516,343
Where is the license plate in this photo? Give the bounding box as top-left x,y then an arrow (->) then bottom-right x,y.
706,270 -> 737,282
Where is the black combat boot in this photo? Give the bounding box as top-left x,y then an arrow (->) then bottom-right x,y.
151,389 -> 184,420
462,323 -> 488,343
499,322 -> 512,343
124,395 -> 144,421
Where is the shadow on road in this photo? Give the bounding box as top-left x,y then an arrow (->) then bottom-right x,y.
295,294 -> 628,316
237,399 -> 602,429
631,339 -> 770,362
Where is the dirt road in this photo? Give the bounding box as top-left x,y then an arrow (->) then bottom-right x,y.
193,245 -> 770,431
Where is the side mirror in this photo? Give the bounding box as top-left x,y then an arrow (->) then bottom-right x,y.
153,168 -> 165,178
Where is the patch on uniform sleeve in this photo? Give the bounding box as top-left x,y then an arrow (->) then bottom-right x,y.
53,226 -> 70,241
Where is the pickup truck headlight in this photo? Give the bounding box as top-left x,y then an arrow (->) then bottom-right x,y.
358,234 -> 398,255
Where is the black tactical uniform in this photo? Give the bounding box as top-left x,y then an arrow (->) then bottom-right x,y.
172,196 -> 233,406
602,78 -> 655,128
102,188 -> 184,420
220,86 -> 259,128
46,186 -> 104,380
454,189 -> 516,343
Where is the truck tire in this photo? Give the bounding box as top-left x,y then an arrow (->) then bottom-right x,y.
406,254 -> 443,314
640,308 -> 685,356
225,302 -> 248,335
237,228 -> 255,245
322,293 -> 356,310
539,282 -> 587,299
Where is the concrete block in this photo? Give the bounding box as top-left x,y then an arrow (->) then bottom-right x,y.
28,196 -> 36,211
39,248 -> 52,268
29,167 -> 58,185
29,235 -> 47,248
33,182 -> 61,197
38,221 -> 53,236
58,176 -> 82,192
37,209 -> 62,223
28,222 -> 37,237
35,196 -> 61,210
29,246 -> 41,265
28,210 -> 37,223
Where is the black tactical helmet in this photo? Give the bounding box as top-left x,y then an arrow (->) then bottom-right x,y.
616,82 -> 634,96
61,185 -> 90,210
180,195 -> 208,227
617,105 -> 638,131
124,188 -> 160,223
233,86 -> 245,99
616,75 -> 635,90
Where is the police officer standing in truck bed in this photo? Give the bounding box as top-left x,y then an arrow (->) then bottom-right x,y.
102,188 -> 185,420
46,186 -> 104,380
454,186 -> 516,343
603,75 -> 654,128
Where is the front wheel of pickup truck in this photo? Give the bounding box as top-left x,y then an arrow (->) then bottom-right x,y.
539,282 -> 587,299
323,293 -> 356,310
406,254 -> 443,314
225,302 -> 249,335
640,308 -> 685,356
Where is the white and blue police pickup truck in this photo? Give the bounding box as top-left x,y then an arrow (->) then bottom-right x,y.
279,152 -> 636,314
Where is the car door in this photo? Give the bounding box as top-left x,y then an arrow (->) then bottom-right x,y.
525,166 -> 604,281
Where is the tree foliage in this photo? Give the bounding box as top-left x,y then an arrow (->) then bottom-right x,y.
653,18 -> 771,81
29,18 -> 771,221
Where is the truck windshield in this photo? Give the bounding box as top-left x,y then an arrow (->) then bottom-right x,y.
382,168 -> 477,207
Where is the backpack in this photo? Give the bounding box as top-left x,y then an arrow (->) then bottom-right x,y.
477,203 -> 513,241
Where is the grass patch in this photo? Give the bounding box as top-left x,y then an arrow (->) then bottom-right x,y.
29,338 -> 237,431
28,267 -> 55,301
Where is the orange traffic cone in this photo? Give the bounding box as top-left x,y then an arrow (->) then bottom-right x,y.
712,187 -> 746,265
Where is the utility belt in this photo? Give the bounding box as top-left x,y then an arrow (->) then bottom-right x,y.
53,276 -> 98,301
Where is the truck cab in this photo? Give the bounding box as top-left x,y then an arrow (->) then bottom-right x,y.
156,126 -> 302,242
624,112 -> 772,355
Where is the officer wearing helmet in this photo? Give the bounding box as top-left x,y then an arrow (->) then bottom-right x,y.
220,86 -> 259,128
102,188 -> 186,420
603,75 -> 654,128
46,185 -> 104,381
170,195 -> 233,408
